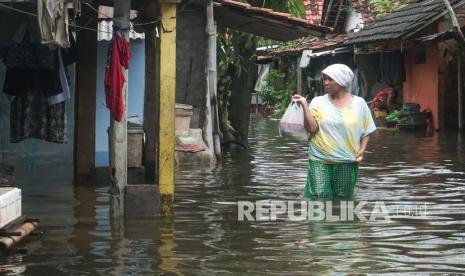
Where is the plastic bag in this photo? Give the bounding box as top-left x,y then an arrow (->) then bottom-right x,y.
279,101 -> 308,141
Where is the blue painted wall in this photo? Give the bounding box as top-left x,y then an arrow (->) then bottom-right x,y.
95,40 -> 145,166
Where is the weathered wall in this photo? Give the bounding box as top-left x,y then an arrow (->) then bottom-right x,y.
176,5 -> 208,129
403,44 -> 440,130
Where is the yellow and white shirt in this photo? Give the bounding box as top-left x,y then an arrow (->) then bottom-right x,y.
308,94 -> 376,163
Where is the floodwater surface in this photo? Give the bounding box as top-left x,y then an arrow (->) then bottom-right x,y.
1,117 -> 465,275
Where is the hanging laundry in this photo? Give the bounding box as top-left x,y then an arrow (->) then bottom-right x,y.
378,51 -> 405,86
48,33 -> 77,105
37,0 -> 70,48
73,0 -> 82,17
47,48 -> 70,105
104,33 -> 131,122
2,30 -> 63,98
10,90 -> 67,144
2,26 -> 76,144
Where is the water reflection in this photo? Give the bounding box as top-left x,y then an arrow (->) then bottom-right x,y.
158,219 -> 181,275
0,118 -> 464,274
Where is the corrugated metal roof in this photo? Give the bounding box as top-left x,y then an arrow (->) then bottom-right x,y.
98,5 -> 139,20
98,20 -> 145,41
346,0 -> 465,45
214,0 -> 332,41
97,5 -> 145,41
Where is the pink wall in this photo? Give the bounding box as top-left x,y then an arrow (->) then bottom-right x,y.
403,44 -> 440,129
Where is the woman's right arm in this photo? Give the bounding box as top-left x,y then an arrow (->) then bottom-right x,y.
291,95 -> 319,133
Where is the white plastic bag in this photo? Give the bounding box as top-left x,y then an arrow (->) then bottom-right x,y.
279,101 -> 308,141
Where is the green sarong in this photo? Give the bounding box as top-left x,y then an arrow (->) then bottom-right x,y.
304,159 -> 359,199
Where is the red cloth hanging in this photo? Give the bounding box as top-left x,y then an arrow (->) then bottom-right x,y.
104,34 -> 131,122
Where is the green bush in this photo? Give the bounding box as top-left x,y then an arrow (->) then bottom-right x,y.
259,65 -> 297,118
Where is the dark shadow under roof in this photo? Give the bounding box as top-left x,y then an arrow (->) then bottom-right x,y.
346,0 -> 465,45
214,0 -> 332,41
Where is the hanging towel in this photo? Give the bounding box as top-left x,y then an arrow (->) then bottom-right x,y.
104,33 -> 131,122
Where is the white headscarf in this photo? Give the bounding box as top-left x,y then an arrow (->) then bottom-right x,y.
321,64 -> 354,89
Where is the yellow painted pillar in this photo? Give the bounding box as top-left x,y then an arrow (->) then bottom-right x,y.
159,3 -> 176,216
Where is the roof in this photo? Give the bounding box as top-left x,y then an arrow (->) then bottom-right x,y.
267,33 -> 353,56
303,0 -> 324,24
347,0 -> 465,45
213,0 -> 332,41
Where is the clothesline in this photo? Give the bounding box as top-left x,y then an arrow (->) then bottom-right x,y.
84,3 -> 160,26
0,2 -> 36,17
0,3 -> 103,33
0,2 -> 158,34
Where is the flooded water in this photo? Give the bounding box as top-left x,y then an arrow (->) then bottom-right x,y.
1,117 -> 465,275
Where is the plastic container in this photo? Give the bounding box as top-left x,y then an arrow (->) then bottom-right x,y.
128,126 -> 144,167
402,103 -> 420,113
397,111 -> 428,131
175,104 -> 193,137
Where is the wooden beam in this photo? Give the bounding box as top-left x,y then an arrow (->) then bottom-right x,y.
322,0 -> 333,26
144,24 -> 160,182
74,21 -> 97,183
297,67 -> 303,95
158,2 -> 177,216
333,0 -> 344,29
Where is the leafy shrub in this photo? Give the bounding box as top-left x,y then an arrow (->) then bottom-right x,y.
259,63 -> 297,118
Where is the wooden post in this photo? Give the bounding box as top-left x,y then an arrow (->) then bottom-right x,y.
442,0 -> 465,46
204,20 -> 214,154
74,21 -> 97,183
459,56 -> 464,130
158,2 -> 177,216
297,66 -> 303,95
110,0 -> 131,209
206,1 -> 221,160
144,23 -> 160,182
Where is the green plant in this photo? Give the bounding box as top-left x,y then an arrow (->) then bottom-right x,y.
216,0 -> 306,139
269,36 -> 315,54
368,0 -> 410,16
259,61 -> 298,118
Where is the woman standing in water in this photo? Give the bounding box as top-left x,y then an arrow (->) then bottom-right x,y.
292,64 -> 376,199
